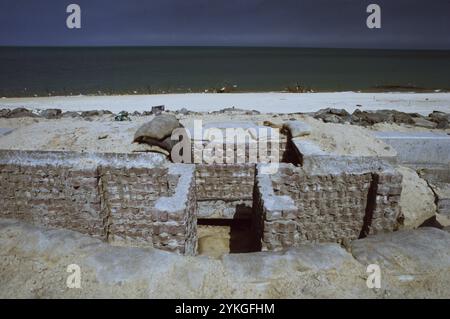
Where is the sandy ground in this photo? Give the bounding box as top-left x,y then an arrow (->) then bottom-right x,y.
0,115 -> 154,153
197,225 -> 230,258
298,116 -> 398,156
2,112 -> 442,157
1,218 -> 450,299
0,113 -> 395,156
2,92 -> 450,115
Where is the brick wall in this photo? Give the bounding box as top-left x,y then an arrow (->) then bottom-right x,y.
191,134 -> 287,202
254,162 -> 403,251
99,166 -> 171,247
190,134 -> 288,164
0,148 -> 405,255
369,170 -> 403,234
0,150 -> 197,255
0,163 -> 105,239
195,164 -> 255,201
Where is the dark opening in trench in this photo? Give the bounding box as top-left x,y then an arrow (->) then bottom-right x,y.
197,204 -> 261,257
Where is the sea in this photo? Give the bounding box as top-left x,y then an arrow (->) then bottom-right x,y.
1,46 -> 449,97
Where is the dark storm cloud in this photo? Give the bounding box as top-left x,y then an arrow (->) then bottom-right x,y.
0,0 -> 449,49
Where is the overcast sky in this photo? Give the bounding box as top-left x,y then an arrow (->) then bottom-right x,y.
0,0 -> 449,49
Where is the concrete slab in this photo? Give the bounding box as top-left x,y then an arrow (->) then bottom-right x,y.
374,131 -> 450,166
292,139 -> 398,173
0,128 -> 14,136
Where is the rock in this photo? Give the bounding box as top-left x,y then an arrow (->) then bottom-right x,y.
329,108 -> 350,117
429,182 -> 450,220
177,108 -> 190,115
391,111 -> 414,125
215,107 -> 248,114
351,110 -> 414,126
397,166 -> 436,229
428,111 -> 449,129
98,134 -> 108,140
436,120 -> 449,129
437,213 -> 450,227
351,109 -> 389,125
40,108 -> 62,119
132,111 -> 141,116
314,108 -> 350,123
134,114 -> 181,143
351,227 -> 450,274
319,114 -> 342,124
282,120 -> 311,137
7,108 -> 39,118
81,110 -> 113,118
411,117 -> 437,129
114,111 -> 131,121
61,111 -> 81,118
0,109 -> 11,118
151,105 -> 165,115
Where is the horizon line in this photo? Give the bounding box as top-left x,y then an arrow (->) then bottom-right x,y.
1,45 -> 450,52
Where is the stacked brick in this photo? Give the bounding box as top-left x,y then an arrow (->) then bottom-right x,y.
252,173 -> 299,251
181,177 -> 198,255
99,166 -> 171,247
152,166 -> 198,255
190,134 -> 287,164
195,164 -> 255,201
0,163 -> 105,239
369,170 -> 403,234
255,163 -> 403,250
0,150 -> 197,255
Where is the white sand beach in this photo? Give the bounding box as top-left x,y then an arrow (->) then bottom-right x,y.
2,92 -> 450,115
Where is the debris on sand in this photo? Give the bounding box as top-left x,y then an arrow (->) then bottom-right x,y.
114,111 -> 131,121
40,108 -> 62,119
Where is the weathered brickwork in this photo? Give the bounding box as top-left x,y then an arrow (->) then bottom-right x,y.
254,163 -> 403,251
0,144 -> 406,255
153,165 -> 198,255
369,170 -> 403,234
190,134 -> 288,164
99,166 -> 171,247
190,134 -> 287,203
0,164 -> 106,238
0,150 -> 197,255
195,164 -> 255,201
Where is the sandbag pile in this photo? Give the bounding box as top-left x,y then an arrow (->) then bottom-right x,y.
133,114 -> 183,155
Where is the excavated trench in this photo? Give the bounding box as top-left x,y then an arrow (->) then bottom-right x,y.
193,136 -> 294,258
195,179 -> 265,258
2,127 -> 448,257
194,164 -> 275,258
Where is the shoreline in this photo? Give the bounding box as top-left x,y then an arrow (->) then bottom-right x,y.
2,92 -> 450,115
